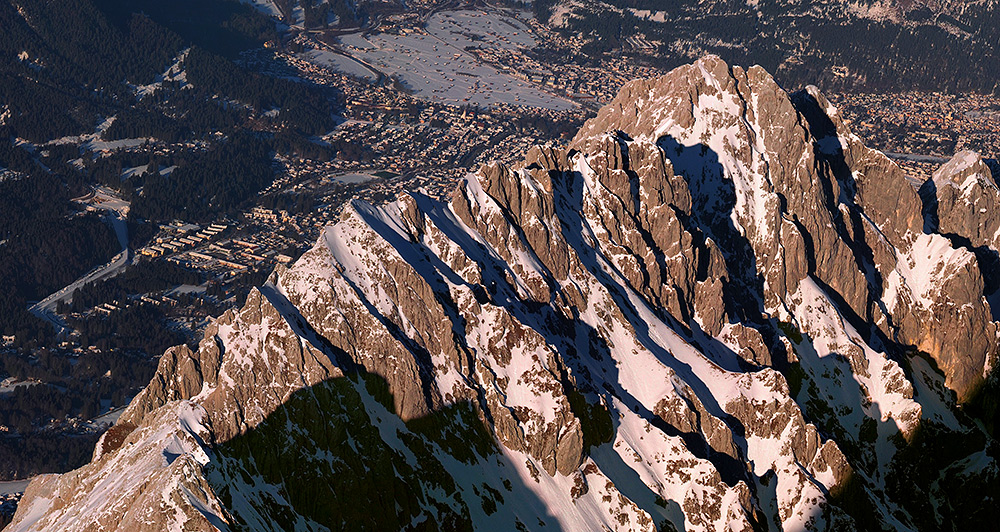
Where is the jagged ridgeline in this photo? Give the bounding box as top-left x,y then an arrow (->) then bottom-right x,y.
8,57 -> 999,532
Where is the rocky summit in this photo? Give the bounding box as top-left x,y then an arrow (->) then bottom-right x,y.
7,56 -> 999,532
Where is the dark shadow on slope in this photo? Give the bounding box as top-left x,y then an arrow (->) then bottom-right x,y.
964,366 -> 1000,439
407,190 -> 755,523
791,91 -> 897,353
885,424 -> 1000,531
918,178 -> 940,233
781,316 -> 1000,530
939,233 -> 1000,295
776,321 -> 891,531
259,283 -> 360,374
207,369 -> 565,532
900,354 -> 1000,530
589,442 -> 688,532
917,178 -> 1000,295
610,135 -> 769,374
654,136 -> 793,373
657,136 -> 771,336
554,165 -> 755,479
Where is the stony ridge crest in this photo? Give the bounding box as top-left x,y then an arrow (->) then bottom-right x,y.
8,56 -> 999,532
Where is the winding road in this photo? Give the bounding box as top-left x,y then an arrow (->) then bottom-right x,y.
28,187 -> 132,334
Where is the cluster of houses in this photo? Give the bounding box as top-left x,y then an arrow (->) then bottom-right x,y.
138,222 -> 229,258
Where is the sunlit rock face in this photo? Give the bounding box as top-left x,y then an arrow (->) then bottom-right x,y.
9,56 -> 999,532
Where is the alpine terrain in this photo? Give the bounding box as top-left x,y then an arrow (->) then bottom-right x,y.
7,56 -> 999,531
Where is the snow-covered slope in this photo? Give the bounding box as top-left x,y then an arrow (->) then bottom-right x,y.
8,56 -> 999,532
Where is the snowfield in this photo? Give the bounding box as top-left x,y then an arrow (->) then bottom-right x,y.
320,10 -> 576,110
299,49 -> 376,80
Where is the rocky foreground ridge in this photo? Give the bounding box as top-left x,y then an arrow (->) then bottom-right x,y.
7,56 -> 999,532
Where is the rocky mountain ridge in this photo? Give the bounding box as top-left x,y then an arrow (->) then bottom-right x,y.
7,56 -> 999,532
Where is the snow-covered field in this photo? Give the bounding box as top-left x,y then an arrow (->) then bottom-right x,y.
240,0 -> 282,19
88,406 -> 126,428
299,49 -> 375,80
0,378 -> 40,395
326,10 -> 575,110
548,4 -> 576,27
82,138 -> 151,153
168,284 -> 206,296
425,10 -> 535,50
0,479 -> 31,496
129,48 -> 190,99
44,115 -> 157,158
332,172 -> 376,184
121,164 -> 176,182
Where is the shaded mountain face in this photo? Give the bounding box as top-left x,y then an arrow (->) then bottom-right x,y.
7,56 -> 999,532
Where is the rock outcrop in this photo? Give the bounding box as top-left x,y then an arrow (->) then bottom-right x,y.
930,150 -> 1000,294
8,56 -> 999,532
930,151 -> 1000,248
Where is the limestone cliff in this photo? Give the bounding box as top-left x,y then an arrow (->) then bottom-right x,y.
7,56 -> 999,532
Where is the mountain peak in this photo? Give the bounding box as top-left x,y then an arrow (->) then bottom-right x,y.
933,150 -> 992,190
9,57 -> 1000,532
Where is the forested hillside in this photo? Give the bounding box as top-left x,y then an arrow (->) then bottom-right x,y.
536,0 -> 1000,94
0,1 -> 343,483
0,0 -> 343,342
